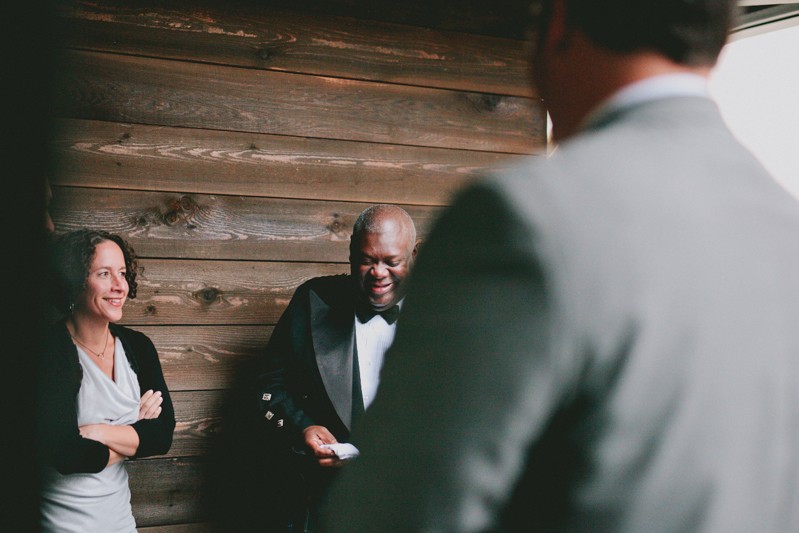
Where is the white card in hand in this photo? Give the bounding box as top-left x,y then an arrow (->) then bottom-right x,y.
320,442 -> 360,461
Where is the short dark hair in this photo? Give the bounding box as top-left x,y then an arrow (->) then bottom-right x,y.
49,229 -> 140,315
537,0 -> 738,66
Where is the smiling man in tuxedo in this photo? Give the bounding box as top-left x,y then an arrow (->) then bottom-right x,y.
255,204 -> 418,531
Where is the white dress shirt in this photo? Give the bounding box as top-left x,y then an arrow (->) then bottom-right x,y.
355,301 -> 402,409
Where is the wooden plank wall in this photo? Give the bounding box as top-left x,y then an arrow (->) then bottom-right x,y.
47,0 -> 545,529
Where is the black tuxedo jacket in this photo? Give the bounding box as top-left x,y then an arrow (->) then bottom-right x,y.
211,275 -> 364,529
256,274 -> 365,449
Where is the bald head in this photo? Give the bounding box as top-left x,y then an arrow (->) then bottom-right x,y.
351,205 -> 417,252
350,205 -> 418,310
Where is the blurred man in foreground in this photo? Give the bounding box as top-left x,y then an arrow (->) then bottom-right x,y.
324,1 -> 799,531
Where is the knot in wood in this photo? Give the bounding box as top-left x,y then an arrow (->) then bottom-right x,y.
328,220 -> 344,233
145,305 -> 157,315
164,210 -> 181,226
195,287 -> 221,304
466,93 -> 504,112
164,196 -> 198,226
257,48 -> 273,60
178,195 -> 197,213
327,213 -> 348,236
480,94 -> 502,111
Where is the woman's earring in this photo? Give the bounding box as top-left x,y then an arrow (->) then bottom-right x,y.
68,302 -> 75,314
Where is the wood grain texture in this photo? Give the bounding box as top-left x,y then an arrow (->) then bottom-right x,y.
49,186 -> 442,262
170,390 -> 224,457
53,3 -> 535,97
52,0 -> 536,42
257,0 -> 538,40
46,2 -> 544,529
52,49 -> 544,153
138,325 -> 271,392
138,523 -> 214,533
111,259 -> 347,326
128,457 -> 208,527
50,118 -> 532,206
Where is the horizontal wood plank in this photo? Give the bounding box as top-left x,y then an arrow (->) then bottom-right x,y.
52,49 -> 544,153
138,523 -> 214,533
168,388 -> 279,459
52,0 -> 536,42
259,0 -> 537,40
129,457 -> 208,527
129,442 -> 299,529
111,259 -> 346,325
138,325 -> 271,392
50,186 -> 441,262
54,4 -> 534,97
50,119 -> 531,206
139,326 -> 265,458
169,391 -> 224,458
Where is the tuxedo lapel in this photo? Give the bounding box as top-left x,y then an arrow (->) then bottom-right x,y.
310,288 -> 356,431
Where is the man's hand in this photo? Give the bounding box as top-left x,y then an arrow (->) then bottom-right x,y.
303,425 -> 345,468
139,389 -> 163,420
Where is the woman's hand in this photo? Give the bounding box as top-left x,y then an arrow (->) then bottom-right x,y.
139,389 -> 163,420
77,388 -> 162,464
79,423 -> 107,443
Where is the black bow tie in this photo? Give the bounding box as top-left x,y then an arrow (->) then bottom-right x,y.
356,304 -> 400,325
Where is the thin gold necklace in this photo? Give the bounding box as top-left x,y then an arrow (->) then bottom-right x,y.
70,327 -> 111,360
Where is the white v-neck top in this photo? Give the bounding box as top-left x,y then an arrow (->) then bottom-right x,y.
40,337 -> 141,533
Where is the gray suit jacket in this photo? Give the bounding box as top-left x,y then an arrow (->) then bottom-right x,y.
324,97 -> 799,532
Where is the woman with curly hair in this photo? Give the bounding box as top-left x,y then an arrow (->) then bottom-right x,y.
39,229 -> 175,532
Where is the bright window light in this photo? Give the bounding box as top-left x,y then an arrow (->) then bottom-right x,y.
709,21 -> 799,200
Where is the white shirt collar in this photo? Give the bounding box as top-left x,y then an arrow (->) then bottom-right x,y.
580,73 -> 710,132
355,298 -> 403,409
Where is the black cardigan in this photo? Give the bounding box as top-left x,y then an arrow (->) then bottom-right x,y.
38,322 -> 175,474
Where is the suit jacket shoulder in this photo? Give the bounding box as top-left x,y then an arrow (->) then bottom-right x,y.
293,274 -> 355,309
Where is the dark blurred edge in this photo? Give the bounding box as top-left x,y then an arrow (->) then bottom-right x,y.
1,2 -> 55,531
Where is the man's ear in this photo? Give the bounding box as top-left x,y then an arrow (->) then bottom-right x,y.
412,240 -> 420,259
